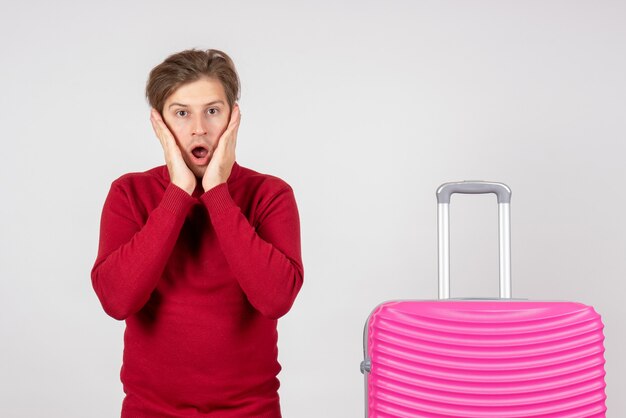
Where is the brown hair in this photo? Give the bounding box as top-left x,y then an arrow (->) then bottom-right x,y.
145,48 -> 240,113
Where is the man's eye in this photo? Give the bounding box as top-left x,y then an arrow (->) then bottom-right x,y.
176,110 -> 188,117
207,108 -> 218,115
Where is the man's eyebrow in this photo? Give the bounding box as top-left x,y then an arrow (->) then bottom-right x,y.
168,100 -> 225,109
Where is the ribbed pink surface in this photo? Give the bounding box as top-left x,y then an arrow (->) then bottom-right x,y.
367,301 -> 606,418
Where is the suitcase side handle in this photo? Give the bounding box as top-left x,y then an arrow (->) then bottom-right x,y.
436,181 -> 512,299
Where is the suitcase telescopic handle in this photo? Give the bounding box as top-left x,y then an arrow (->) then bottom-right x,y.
436,181 -> 512,300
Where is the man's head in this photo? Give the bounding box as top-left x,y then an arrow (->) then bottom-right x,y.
146,49 -> 240,178
146,49 -> 240,114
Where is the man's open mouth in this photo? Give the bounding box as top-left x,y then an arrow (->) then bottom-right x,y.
191,146 -> 209,159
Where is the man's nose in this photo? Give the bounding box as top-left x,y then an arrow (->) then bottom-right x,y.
191,116 -> 208,135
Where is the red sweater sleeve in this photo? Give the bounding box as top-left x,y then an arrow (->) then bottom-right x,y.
200,182 -> 304,319
91,182 -> 196,320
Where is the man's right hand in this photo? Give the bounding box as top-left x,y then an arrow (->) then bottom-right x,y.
150,108 -> 196,195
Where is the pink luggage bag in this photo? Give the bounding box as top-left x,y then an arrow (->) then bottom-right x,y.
361,181 -> 607,417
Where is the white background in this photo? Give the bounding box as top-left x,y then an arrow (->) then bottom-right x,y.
1,1 -> 625,416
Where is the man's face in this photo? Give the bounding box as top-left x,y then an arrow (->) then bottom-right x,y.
162,76 -> 231,178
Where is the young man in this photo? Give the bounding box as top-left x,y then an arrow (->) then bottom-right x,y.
91,49 -> 304,417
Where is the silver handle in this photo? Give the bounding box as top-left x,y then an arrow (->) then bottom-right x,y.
436,181 -> 512,299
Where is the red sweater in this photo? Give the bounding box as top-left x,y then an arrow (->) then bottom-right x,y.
91,162 -> 304,417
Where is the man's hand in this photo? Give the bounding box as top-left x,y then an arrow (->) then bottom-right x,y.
150,108 -> 196,195
202,104 -> 241,191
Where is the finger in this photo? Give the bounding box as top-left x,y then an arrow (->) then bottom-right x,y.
228,107 -> 241,149
151,112 -> 170,136
222,105 -> 241,143
150,109 -> 165,141
151,108 -> 167,123
150,110 -> 177,150
228,104 -> 241,129
150,117 -> 166,148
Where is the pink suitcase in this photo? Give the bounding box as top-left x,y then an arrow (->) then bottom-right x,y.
361,181 -> 607,417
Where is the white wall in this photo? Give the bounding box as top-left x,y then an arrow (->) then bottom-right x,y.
1,0 -> 624,416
